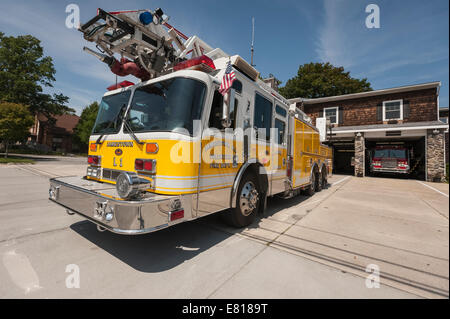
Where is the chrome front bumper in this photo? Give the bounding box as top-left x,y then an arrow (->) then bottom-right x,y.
49,176 -> 193,235
372,168 -> 409,174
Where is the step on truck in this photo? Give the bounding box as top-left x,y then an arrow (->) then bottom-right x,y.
48,8 -> 333,234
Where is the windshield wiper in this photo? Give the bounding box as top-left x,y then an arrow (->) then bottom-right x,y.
123,118 -> 144,145
95,104 -> 126,144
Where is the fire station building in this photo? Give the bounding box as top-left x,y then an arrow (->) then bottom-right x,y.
289,81 -> 448,182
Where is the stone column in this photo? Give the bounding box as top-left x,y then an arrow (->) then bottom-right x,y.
354,132 -> 365,177
426,129 -> 445,182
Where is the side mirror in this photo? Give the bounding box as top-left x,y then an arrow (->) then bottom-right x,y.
221,88 -> 235,128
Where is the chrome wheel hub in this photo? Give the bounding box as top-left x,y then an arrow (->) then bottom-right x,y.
239,181 -> 259,216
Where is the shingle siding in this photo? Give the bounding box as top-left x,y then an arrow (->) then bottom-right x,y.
301,88 -> 438,127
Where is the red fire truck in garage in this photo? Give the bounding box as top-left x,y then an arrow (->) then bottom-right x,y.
370,145 -> 410,175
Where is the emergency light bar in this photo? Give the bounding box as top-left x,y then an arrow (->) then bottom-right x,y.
107,81 -> 135,91
173,55 -> 216,72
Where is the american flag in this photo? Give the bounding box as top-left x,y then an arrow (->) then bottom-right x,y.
219,61 -> 236,96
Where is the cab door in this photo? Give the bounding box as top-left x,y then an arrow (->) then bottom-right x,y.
196,84 -> 242,217
253,92 -> 273,187
270,104 -> 288,195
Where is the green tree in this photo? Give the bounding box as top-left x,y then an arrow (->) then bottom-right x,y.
279,62 -> 372,99
0,102 -> 34,157
0,32 -> 74,120
73,101 -> 99,151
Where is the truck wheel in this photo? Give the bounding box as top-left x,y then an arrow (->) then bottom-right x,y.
305,172 -> 316,196
321,170 -> 328,189
224,173 -> 260,228
316,171 -> 323,192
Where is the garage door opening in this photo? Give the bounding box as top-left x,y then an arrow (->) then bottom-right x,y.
365,137 -> 426,181
332,141 -> 355,175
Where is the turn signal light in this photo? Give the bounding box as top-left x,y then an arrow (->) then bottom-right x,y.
144,161 -> 153,171
398,160 -> 409,169
90,143 -> 97,152
372,161 -> 381,166
88,155 -> 101,166
135,158 -> 156,173
146,143 -> 158,154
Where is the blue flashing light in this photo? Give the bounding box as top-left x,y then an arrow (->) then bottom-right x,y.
139,11 -> 153,25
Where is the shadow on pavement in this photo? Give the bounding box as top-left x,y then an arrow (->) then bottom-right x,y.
0,154 -> 57,162
69,189 -> 319,272
70,218 -> 233,273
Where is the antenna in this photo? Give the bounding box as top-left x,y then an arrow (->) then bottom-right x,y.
251,17 -> 255,66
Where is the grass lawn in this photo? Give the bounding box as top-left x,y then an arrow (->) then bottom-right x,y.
0,156 -> 35,164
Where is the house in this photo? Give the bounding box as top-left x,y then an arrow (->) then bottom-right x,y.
439,107 -> 449,165
29,113 -> 80,153
288,81 -> 448,182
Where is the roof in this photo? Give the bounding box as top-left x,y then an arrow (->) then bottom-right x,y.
55,114 -> 79,134
37,113 -> 80,134
288,81 -> 441,105
331,121 -> 448,134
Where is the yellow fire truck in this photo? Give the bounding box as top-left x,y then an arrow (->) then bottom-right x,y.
48,8 -> 332,234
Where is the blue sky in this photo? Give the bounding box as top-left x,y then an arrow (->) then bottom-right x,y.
0,0 -> 448,114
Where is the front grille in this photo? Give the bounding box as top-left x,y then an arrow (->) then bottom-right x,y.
382,159 -> 397,168
102,168 -> 121,181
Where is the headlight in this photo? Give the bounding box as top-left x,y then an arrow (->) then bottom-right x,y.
86,166 -> 101,178
49,185 -> 60,200
116,172 -> 150,199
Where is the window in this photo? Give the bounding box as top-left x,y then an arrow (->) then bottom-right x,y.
274,119 -> 286,144
209,91 -> 224,129
383,100 -> 403,120
126,77 -> 206,135
324,107 -> 338,124
232,80 -> 242,94
439,117 -> 448,124
254,93 -> 273,141
374,148 -> 406,159
93,91 -> 131,134
275,105 -> 287,117
229,98 -> 238,129
208,91 -> 238,129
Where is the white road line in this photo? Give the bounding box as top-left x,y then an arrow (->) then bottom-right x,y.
417,181 -> 449,198
331,176 -> 351,186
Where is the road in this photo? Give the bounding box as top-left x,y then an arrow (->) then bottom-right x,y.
0,156 -> 448,298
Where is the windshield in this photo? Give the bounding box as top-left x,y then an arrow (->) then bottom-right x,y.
390,149 -> 406,158
92,91 -> 132,134
374,149 -> 406,159
126,77 -> 206,135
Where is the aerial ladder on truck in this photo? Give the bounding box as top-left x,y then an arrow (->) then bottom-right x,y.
48,7 -> 333,235
79,8 -> 228,81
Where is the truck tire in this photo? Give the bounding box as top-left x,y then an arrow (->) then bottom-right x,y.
305,172 -> 316,196
321,170 -> 328,189
224,172 -> 260,228
322,172 -> 328,188
316,171 -> 323,192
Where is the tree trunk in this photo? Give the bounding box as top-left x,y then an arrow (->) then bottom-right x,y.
4,141 -> 8,158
